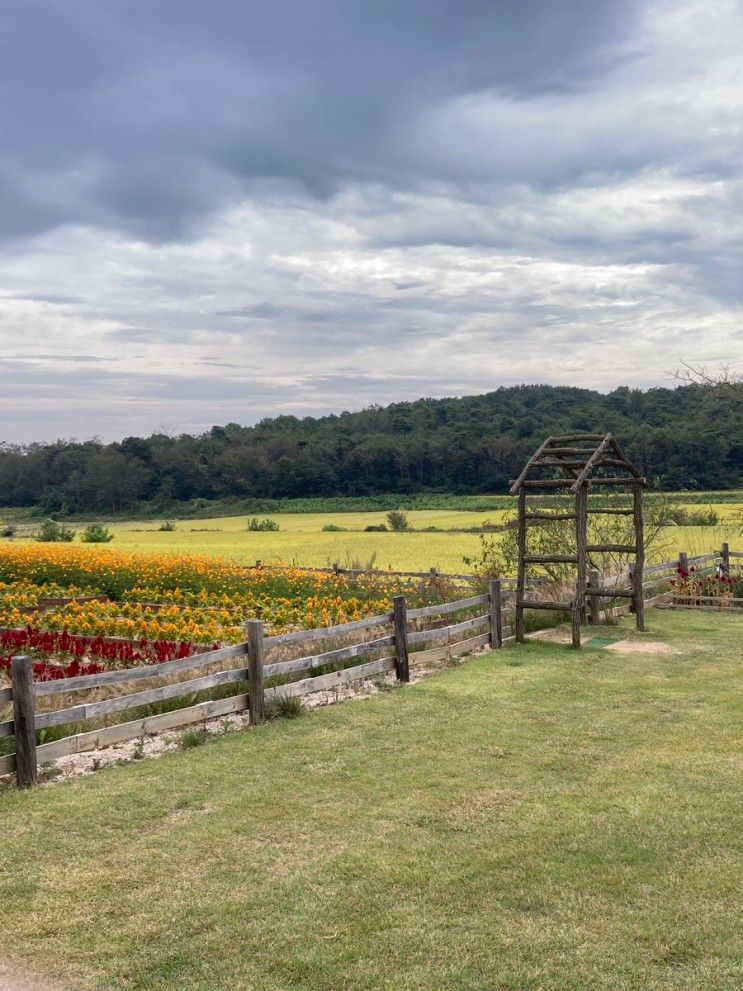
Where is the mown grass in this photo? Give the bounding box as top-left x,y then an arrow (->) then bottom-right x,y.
1,609 -> 741,991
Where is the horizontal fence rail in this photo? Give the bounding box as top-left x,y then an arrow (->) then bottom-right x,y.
246,561 -> 514,583
32,643 -> 247,697
2,544 -> 739,787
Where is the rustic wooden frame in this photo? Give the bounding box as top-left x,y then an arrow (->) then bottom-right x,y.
509,433 -> 646,648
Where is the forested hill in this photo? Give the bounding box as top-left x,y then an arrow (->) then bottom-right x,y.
1,384 -> 742,513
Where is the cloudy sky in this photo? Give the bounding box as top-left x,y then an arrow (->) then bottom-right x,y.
1,0 -> 741,443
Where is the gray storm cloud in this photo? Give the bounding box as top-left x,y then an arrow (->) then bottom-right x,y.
0,0 -> 741,442
0,0 -> 639,238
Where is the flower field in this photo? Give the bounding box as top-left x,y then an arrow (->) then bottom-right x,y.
0,545 -> 432,682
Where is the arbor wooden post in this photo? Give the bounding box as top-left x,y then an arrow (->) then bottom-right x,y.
393,596 -> 409,682
489,579 -> 502,649
588,568 -> 601,624
510,434 -> 645,650
572,485 -> 588,649
515,491 -> 527,642
245,621 -> 266,725
633,484 -> 645,631
11,655 -> 37,787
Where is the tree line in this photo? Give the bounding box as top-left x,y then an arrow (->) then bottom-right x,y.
1,384 -> 741,514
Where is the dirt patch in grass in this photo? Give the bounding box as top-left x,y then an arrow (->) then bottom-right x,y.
604,639 -> 679,655
0,963 -> 59,991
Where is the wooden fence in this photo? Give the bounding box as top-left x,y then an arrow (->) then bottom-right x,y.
1,582 -> 505,786
2,543 -> 739,787
248,561 -> 520,585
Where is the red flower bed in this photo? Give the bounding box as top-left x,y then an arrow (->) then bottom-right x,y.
0,627 -> 220,682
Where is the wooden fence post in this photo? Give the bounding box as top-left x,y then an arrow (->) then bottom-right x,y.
633,484 -> 645,633
245,621 -> 266,725
679,551 -> 688,573
721,542 -> 730,570
588,568 -> 601,624
489,579 -> 502,649
11,655 -> 37,787
393,596 -> 409,683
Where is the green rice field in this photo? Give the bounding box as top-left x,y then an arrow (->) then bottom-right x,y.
1,498 -> 741,572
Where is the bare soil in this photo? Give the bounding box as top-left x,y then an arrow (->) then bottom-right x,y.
0,963 -> 58,991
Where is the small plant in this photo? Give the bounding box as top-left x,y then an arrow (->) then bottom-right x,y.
81,523 -> 114,543
386,510 -> 409,532
131,736 -> 146,760
265,695 -> 306,720
322,523 -> 346,532
670,564 -> 735,604
159,520 -> 176,531
180,728 -> 208,749
36,519 -> 76,543
37,764 -> 63,782
248,517 -> 280,531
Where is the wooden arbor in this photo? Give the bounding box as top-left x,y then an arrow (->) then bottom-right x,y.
509,434 -> 646,648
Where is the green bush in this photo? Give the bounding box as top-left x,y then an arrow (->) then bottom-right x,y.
364,524 -> 388,532
0,524 -> 15,538
248,518 -> 280,531
322,523 -> 346,532
36,519 -> 76,543
386,510 -> 409,532
81,523 -> 114,543
661,507 -> 720,526
159,521 -> 176,531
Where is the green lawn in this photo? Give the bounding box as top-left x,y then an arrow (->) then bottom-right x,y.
1,609 -> 742,991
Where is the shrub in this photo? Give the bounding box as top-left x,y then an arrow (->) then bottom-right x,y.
322,523 -> 346,532
159,521 -> 176,531
81,523 -> 114,543
386,510 -> 409,532
661,507 -> 720,526
1,524 -> 15,538
248,518 -> 280,531
36,519 -> 76,543
364,524 -> 388,532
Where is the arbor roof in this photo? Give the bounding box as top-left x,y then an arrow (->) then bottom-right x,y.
509,433 -> 646,495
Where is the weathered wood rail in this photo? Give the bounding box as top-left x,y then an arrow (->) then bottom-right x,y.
2,542 -> 738,787
248,561 -> 525,587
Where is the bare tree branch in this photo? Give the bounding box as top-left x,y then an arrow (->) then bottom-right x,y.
673,360 -> 742,400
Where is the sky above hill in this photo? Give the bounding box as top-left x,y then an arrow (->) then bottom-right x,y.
1,0 -> 741,442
